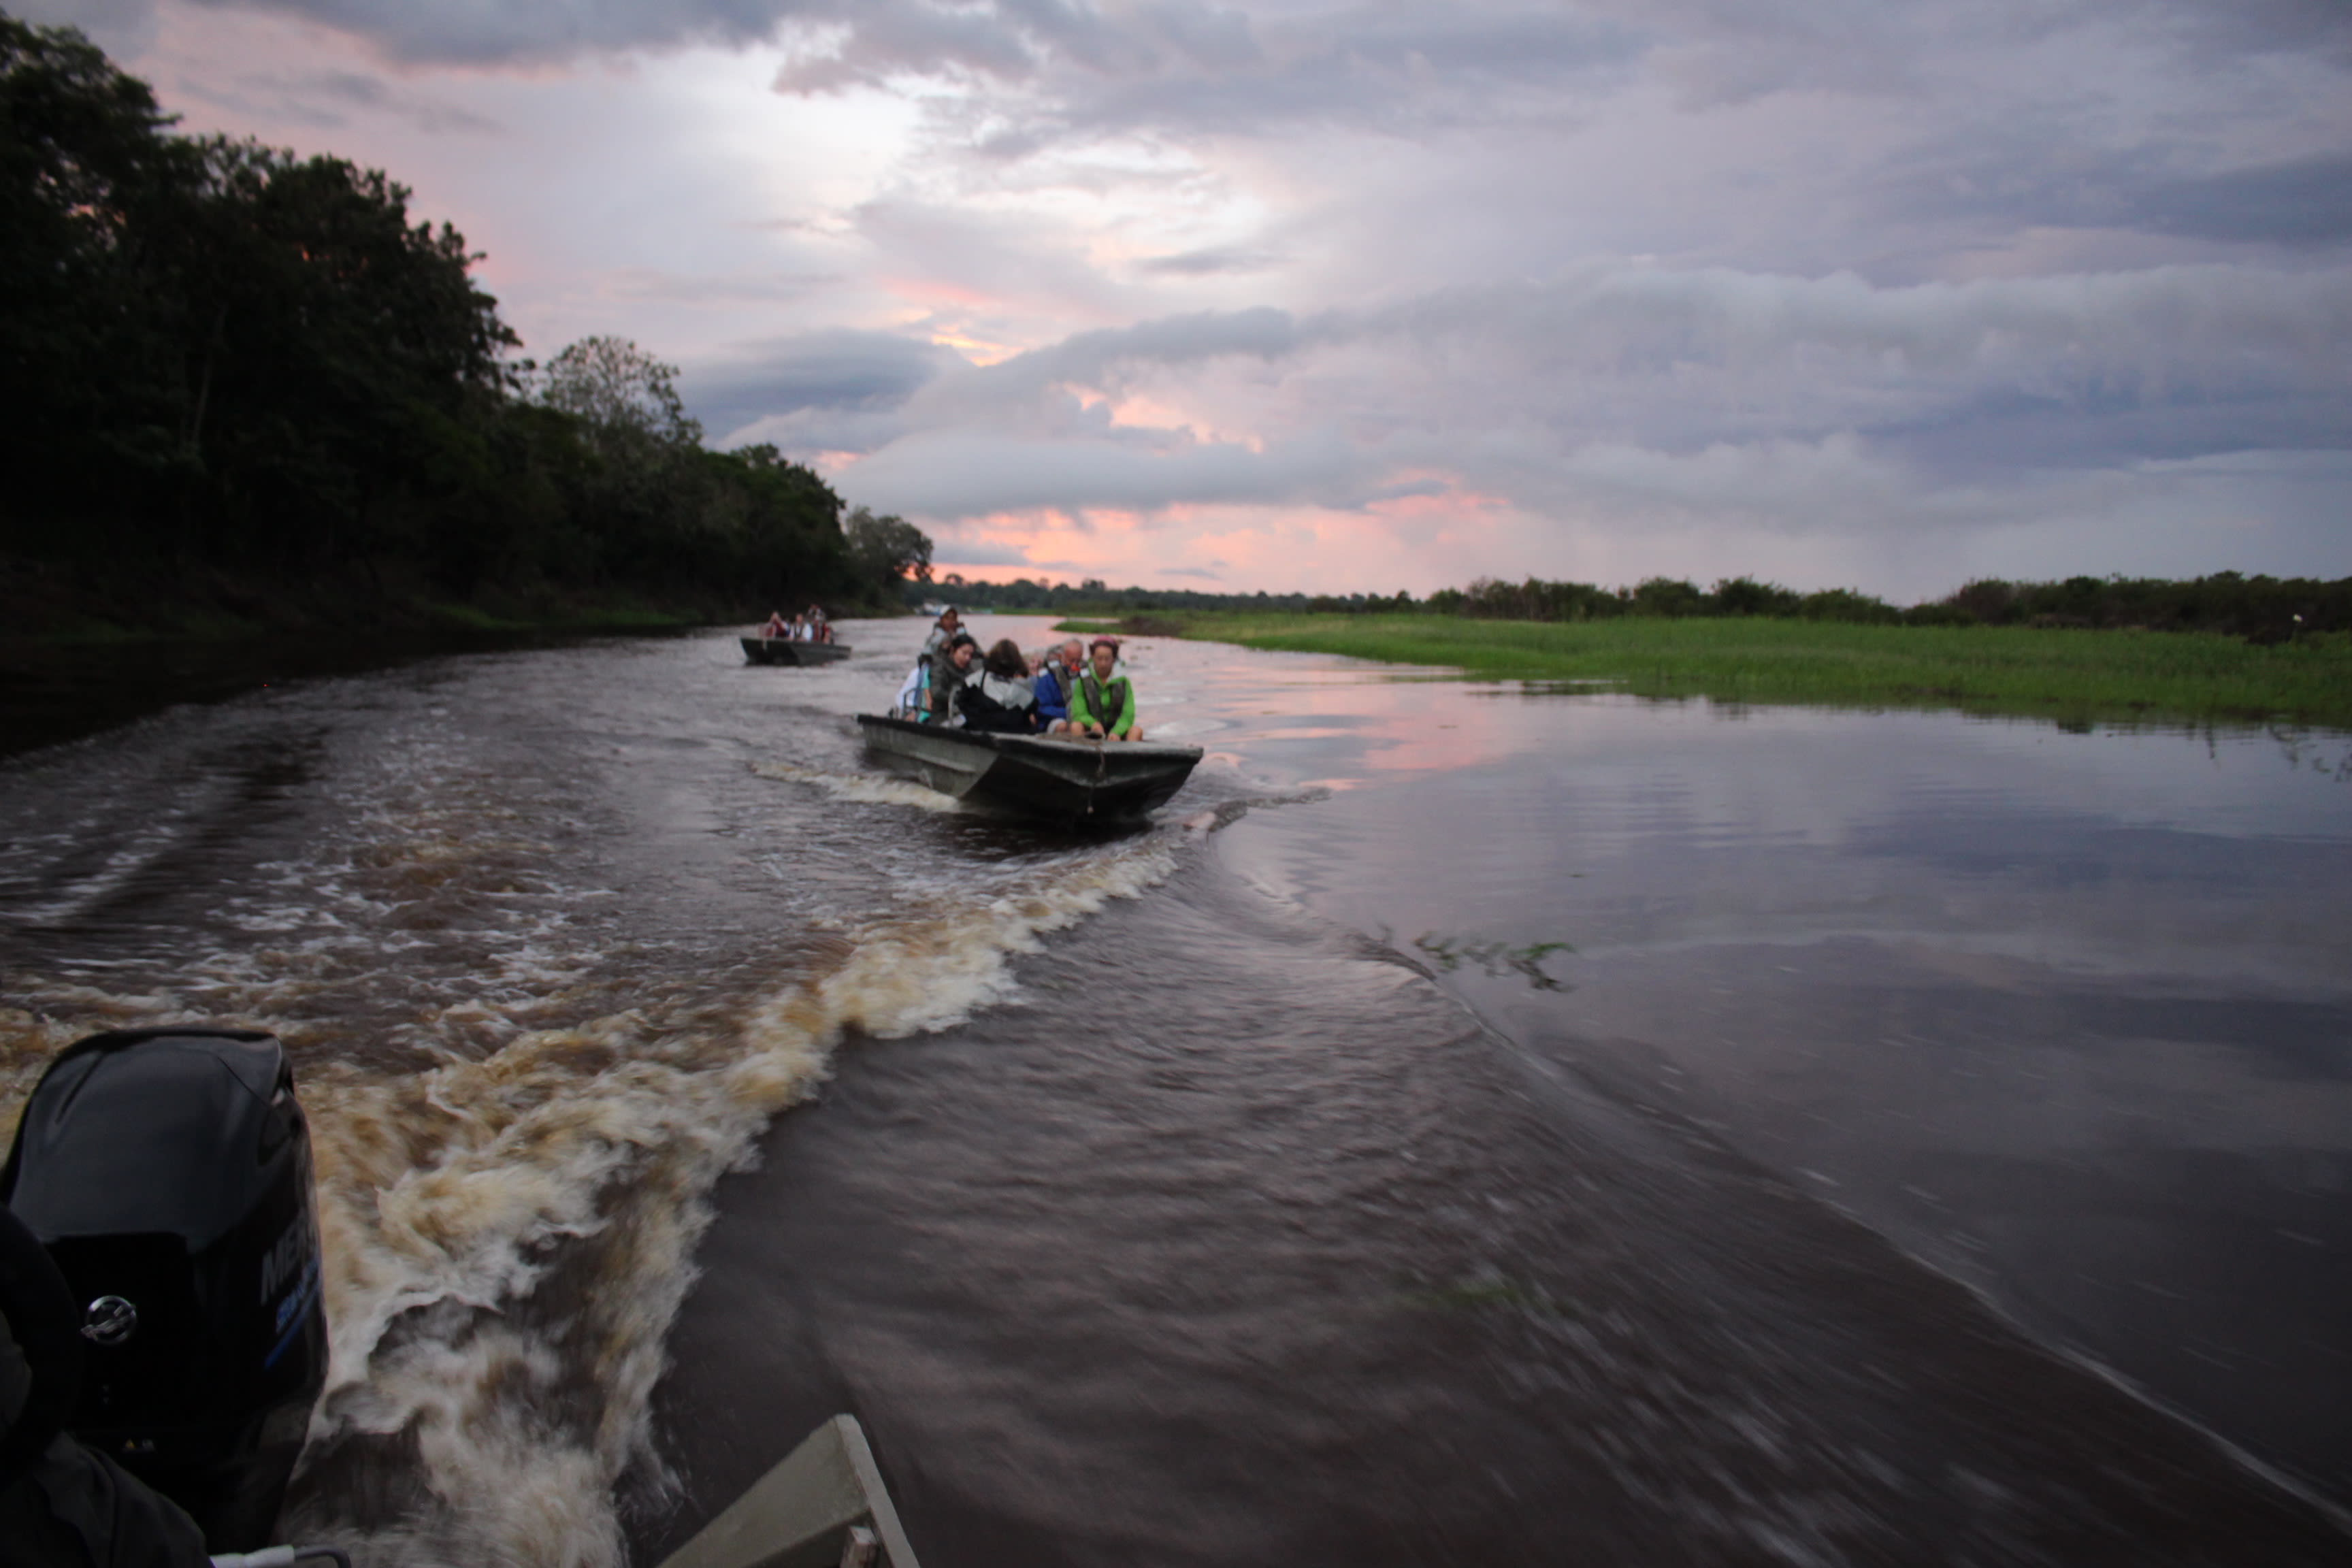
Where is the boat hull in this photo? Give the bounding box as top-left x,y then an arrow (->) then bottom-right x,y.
654,1414 -> 919,1568
742,637 -> 853,666
855,715 -> 1201,821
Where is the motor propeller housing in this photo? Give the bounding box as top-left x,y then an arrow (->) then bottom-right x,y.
2,1028 -> 329,1551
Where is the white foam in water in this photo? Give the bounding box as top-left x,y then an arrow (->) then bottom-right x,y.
0,833 -> 1178,1568
752,760 -> 962,813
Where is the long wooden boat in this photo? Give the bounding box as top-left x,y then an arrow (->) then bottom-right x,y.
856,714 -> 1202,821
743,637 -> 853,666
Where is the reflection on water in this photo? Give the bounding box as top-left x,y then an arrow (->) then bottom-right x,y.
1214,686 -> 2352,1503
3,619 -> 2349,1565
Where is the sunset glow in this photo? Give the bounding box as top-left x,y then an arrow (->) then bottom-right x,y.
50,0 -> 2350,598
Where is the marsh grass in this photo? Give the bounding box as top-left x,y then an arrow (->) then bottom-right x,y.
1071,612 -> 2352,730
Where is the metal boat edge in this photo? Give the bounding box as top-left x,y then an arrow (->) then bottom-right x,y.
855,714 -> 1203,820
653,1414 -> 921,1568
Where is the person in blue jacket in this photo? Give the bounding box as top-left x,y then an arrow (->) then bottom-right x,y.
1033,638 -> 1082,731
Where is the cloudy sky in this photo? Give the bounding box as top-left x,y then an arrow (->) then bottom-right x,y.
33,0 -> 2352,596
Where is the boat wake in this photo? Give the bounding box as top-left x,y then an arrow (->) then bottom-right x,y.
1,833 -> 1177,1567
751,761 -> 960,813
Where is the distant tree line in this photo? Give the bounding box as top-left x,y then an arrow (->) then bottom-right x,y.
917,575 -> 1414,615
931,570 -> 2347,642
0,15 -> 926,624
1428,572 -> 2350,641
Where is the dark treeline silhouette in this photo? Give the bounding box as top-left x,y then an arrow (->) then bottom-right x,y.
933,570 -> 2348,643
0,16 -> 923,631
1431,572 -> 2351,641
915,576 -> 1406,615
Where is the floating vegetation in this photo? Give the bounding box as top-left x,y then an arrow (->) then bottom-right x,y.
1407,932 -> 1573,991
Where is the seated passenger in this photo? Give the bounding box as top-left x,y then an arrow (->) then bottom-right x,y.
958,639 -> 1041,734
926,632 -> 980,724
892,655 -> 930,719
759,610 -> 788,639
1070,636 -> 1145,741
1033,638 -> 1083,731
920,606 -> 962,660
805,604 -> 831,642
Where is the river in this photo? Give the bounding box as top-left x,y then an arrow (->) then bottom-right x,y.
2,617 -> 2347,1567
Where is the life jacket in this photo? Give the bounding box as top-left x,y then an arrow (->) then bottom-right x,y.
1079,672 -> 1132,732
930,658 -> 976,723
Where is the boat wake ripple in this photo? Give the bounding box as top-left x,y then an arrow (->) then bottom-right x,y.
752,760 -> 960,813
1,834 -> 1177,1567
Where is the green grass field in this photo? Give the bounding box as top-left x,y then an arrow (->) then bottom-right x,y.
1056,612 -> 2352,730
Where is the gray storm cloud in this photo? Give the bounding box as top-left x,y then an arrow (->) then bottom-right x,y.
140,0 -> 2340,156
61,0 -> 2350,585
689,330 -> 965,443
750,261 -> 2351,540
839,425 -> 1369,519
176,0 -> 823,62
134,0 -> 1644,90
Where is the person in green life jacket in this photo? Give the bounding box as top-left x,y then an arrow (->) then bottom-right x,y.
1069,636 -> 1145,741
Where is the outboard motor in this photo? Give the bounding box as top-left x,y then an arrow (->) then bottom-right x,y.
1,1028 -> 329,1551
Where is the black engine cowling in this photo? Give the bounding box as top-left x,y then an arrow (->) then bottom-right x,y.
1,1027 -> 329,1551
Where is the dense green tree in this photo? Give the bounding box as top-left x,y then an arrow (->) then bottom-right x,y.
1712,576 -> 1803,617
0,14 -> 898,625
170,142 -> 521,567
0,14 -> 196,521
538,336 -> 700,447
845,506 -> 933,600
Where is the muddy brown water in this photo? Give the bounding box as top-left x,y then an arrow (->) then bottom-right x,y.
1,617 -> 2346,1565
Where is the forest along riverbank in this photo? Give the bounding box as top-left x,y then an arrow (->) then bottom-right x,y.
3,620 -> 2347,1565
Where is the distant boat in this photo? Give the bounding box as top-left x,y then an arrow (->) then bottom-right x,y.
742,637 -> 853,666
856,715 -> 1201,821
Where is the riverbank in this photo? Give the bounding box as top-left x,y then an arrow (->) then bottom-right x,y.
0,612 -> 704,761
1,551 -> 715,646
0,550 -> 817,757
1058,612 -> 2352,730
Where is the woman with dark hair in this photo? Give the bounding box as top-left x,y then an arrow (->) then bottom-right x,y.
922,632 -> 981,724
957,638 -> 1042,733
